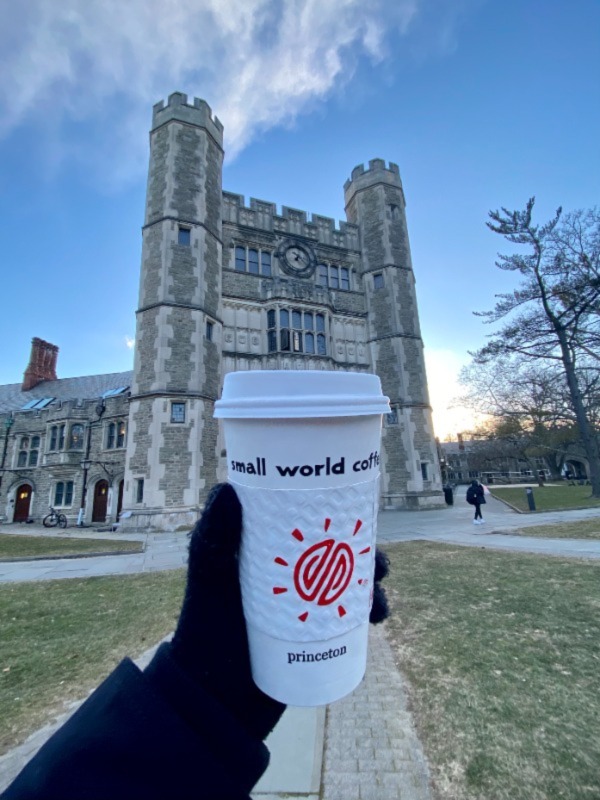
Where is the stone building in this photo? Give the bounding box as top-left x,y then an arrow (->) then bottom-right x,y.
0,92 -> 443,529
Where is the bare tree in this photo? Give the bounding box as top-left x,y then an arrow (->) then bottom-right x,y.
472,201 -> 600,494
459,358 -> 583,479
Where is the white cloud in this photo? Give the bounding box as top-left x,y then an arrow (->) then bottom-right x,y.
125,336 -> 135,350
0,0 -> 420,179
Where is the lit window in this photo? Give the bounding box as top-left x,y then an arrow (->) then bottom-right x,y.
105,420 -> 126,449
171,402 -> 186,423
178,227 -> 191,246
69,424 -> 85,450
373,273 -> 384,290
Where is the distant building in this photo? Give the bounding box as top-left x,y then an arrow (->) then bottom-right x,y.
0,93 -> 444,530
438,437 -> 589,486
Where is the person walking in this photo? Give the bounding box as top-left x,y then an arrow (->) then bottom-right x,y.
466,479 -> 485,524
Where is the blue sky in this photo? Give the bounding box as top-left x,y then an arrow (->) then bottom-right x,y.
0,0 -> 598,437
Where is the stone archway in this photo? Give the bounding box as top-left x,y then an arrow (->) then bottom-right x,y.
566,460 -> 587,480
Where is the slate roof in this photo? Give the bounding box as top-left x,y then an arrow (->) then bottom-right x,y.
0,371 -> 134,414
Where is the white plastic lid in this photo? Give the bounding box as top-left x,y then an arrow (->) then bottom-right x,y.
214,370 -> 390,419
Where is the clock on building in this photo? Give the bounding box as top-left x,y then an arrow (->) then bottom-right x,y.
276,239 -> 317,278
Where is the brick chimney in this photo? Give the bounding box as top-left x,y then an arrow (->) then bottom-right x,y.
22,338 -> 59,391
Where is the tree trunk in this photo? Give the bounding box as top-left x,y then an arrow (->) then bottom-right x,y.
557,332 -> 600,496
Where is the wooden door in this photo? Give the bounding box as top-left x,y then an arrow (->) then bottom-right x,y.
13,484 -> 33,522
116,480 -> 124,521
92,480 -> 109,522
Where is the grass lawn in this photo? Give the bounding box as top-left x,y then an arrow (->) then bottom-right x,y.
0,534 -> 144,560
511,519 -> 600,539
0,570 -> 185,754
384,541 -> 600,800
491,484 -> 600,513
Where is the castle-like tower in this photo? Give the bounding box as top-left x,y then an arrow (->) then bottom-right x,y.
344,161 -> 440,507
120,93 -> 443,529
122,93 -> 224,529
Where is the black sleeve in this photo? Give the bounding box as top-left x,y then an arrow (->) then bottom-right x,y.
2,645 -> 270,800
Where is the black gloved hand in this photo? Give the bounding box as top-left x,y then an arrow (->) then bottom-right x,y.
167,483 -> 390,740
169,483 -> 286,741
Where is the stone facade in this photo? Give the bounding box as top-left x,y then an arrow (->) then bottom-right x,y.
0,92 -> 444,530
0,382 -> 131,526
122,93 -> 443,528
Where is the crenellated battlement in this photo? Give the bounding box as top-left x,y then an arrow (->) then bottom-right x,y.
152,92 -> 224,146
343,159 -> 403,193
222,192 -> 359,251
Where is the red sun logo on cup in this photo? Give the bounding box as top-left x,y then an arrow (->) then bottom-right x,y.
272,517 -> 370,622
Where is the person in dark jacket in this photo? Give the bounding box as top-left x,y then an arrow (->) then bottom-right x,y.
466,479 -> 486,524
2,483 -> 390,800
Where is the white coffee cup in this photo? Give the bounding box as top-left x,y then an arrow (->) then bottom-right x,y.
214,370 -> 389,706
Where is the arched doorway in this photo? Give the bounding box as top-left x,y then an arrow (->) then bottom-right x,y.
92,480 -> 109,523
13,484 -> 33,522
116,479 -> 124,521
566,460 -> 587,480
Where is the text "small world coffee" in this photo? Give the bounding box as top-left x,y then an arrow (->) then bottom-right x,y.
230,452 -> 380,478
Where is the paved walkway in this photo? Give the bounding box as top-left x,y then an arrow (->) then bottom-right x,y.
1,496 -> 599,797
0,526 -> 188,583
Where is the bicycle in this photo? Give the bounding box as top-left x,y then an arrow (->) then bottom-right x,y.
43,506 -> 68,529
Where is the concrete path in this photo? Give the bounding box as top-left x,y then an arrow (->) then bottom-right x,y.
0,526 -> 188,583
377,494 -> 600,559
2,495 -> 600,798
